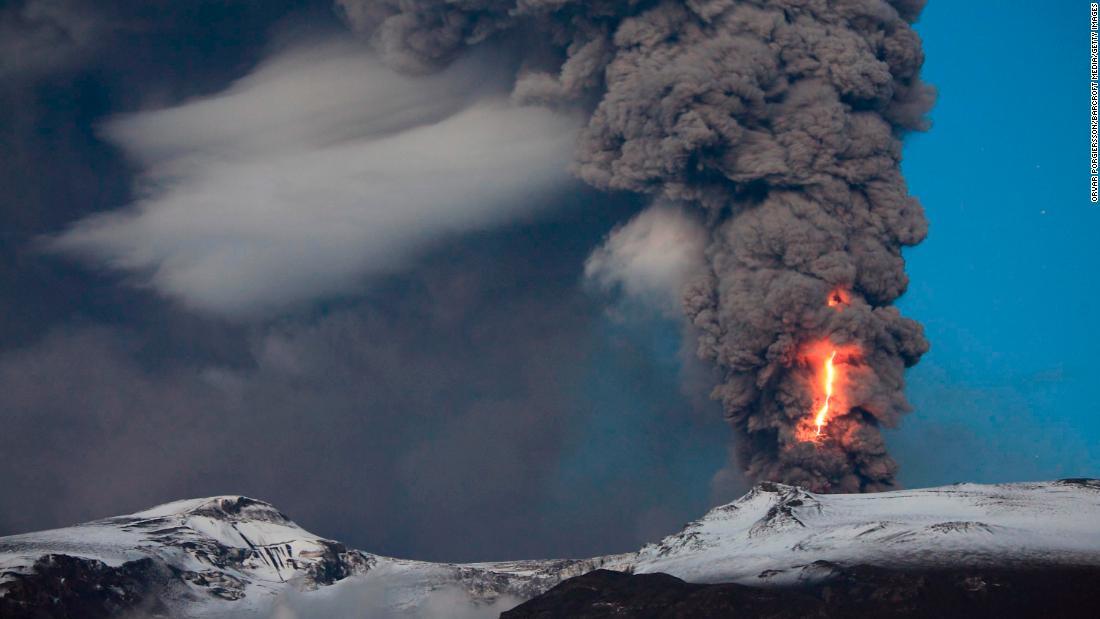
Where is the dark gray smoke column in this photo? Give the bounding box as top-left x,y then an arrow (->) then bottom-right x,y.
338,0 -> 934,492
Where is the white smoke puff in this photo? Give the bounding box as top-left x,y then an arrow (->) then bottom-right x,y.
48,39 -> 582,318
270,577 -> 523,619
584,203 -> 707,317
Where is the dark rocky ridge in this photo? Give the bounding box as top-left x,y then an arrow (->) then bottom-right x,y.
0,554 -> 176,619
502,566 -> 1100,618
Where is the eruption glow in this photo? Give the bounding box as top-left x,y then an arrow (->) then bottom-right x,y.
827,288 -> 850,308
814,350 -> 839,437
797,340 -> 860,443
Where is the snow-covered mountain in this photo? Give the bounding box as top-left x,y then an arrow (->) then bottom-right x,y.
630,479 -> 1100,584
0,496 -> 612,618
2,480 -> 1099,618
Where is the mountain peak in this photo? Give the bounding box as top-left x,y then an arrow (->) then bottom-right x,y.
128,495 -> 294,526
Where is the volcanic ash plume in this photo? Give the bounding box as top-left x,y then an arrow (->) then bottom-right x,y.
338,0 -> 934,492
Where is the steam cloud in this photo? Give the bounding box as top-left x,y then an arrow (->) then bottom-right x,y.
584,202 -> 706,317
271,576 -> 521,619
338,0 -> 933,491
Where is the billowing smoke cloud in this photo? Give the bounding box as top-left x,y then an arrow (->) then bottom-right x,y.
49,39 -> 581,317
339,0 -> 933,491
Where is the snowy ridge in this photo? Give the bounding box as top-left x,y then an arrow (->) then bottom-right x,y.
0,496 -> 375,614
2,480 -> 1100,617
629,479 -> 1100,584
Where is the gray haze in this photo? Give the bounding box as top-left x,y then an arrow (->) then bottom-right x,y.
0,0 -> 104,78
340,0 -> 934,491
0,1 -> 728,561
1,199 -> 730,561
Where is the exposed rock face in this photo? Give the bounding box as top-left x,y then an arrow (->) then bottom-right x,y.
502,566 -> 1100,619
0,555 -> 174,619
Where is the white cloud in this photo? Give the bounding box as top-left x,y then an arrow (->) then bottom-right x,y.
269,576 -> 523,619
49,39 -> 581,317
584,202 -> 708,316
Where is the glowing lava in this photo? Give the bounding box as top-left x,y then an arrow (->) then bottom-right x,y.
827,288 -> 850,308
813,349 -> 838,436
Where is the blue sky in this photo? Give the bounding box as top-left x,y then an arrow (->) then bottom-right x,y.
890,1 -> 1099,484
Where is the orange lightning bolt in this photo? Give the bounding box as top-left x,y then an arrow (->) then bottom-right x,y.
814,349 -> 838,436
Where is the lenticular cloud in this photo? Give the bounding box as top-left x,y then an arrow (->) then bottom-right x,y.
50,40 -> 581,317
